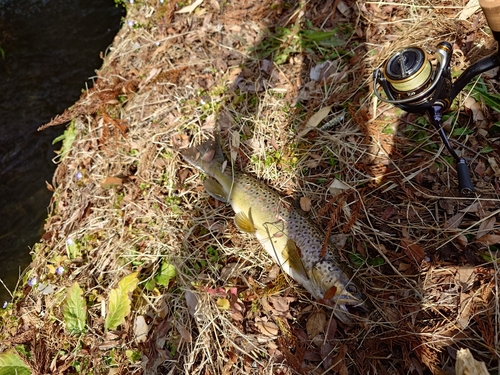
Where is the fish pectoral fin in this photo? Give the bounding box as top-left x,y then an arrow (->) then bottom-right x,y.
281,239 -> 309,280
204,178 -> 228,203
234,211 -> 256,233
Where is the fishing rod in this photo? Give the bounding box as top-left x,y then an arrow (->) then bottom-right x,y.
373,0 -> 500,195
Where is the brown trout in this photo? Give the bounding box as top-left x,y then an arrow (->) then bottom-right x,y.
180,138 -> 366,322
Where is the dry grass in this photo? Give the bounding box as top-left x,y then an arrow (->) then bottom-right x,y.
1,0 -> 500,374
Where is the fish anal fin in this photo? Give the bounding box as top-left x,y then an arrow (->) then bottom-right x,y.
235,211 -> 255,233
282,239 -> 309,280
204,178 -> 228,203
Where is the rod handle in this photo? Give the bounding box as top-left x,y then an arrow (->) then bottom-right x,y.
479,0 -> 500,32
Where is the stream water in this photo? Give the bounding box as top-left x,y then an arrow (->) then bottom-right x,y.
0,0 -> 124,303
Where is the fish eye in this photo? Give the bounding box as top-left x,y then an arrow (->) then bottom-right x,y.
346,284 -> 358,294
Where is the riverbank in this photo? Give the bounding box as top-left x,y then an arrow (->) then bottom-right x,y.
2,1 -> 500,374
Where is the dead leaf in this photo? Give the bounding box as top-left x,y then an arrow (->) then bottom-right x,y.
444,212 -> 465,229
134,315 -> 149,343
320,342 -> 335,370
260,59 -> 273,74
175,321 -> 192,343
269,296 -> 294,313
325,317 -> 337,341
488,157 -> 500,177
458,0 -> 481,21
476,234 -> 500,246
307,106 -> 332,128
298,106 -> 332,137
100,177 -> 123,188
300,196 -> 311,212
201,113 -> 216,131
208,0 -> 220,11
332,345 -> 348,375
381,206 -> 398,220
306,311 -> 326,339
185,290 -> 199,317
230,130 -> 240,163
400,238 -> 426,265
175,0 -> 203,14
45,181 -> 54,192
255,321 -> 279,336
310,61 -> 338,81
456,348 -> 489,375
328,178 -> 350,197
456,267 -> 475,287
477,216 -> 496,238
474,160 -> 486,177
171,133 -> 190,149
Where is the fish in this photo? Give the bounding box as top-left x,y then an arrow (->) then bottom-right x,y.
180,137 -> 366,322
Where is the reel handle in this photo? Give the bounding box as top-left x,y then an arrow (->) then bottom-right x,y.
457,159 -> 475,196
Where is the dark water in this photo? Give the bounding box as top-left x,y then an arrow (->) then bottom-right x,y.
0,0 -> 124,302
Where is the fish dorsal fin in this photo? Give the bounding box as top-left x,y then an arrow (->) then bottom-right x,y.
204,178 -> 228,203
282,239 -> 309,280
235,211 -> 256,233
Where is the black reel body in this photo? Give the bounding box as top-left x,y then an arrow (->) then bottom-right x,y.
373,41 -> 476,195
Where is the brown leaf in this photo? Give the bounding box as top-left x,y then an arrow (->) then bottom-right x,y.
456,348 -> 489,375
476,234 -> 500,246
45,181 -> 54,192
474,160 -> 486,177
255,321 -> 279,336
444,212 -> 465,229
320,342 -> 335,370
306,311 -> 326,339
381,205 -> 398,220
175,321 -> 192,343
300,196 -> 312,212
332,345 -> 348,375
268,296 -> 292,313
325,317 -> 337,341
134,315 -> 149,343
477,216 -> 496,238
100,177 -> 123,188
171,133 -> 190,149
401,238 -> 426,265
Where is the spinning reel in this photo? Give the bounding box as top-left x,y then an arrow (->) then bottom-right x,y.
373,0 -> 500,195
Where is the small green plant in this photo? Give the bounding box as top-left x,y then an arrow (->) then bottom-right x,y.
206,245 -> 219,264
105,272 -> 139,331
52,121 -> 77,161
62,282 -> 87,335
465,78 -> 500,113
251,24 -> 353,65
145,260 -> 177,291
0,350 -> 31,375
349,251 -> 384,267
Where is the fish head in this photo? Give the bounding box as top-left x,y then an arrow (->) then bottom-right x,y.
334,280 -> 366,308
311,262 -> 366,310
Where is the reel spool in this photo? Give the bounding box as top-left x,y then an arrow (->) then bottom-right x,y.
373,42 -> 452,111
384,47 -> 432,98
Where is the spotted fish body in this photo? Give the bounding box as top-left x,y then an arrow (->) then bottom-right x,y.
181,139 -> 365,320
